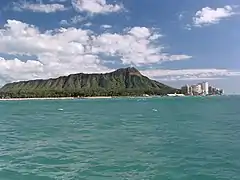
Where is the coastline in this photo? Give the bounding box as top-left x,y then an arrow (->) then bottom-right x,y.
0,96 -> 154,101
0,96 -> 113,101
0,95 -> 225,101
0,97 -> 75,101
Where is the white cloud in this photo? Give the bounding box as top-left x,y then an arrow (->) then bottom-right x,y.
193,5 -> 236,27
50,0 -> 67,2
71,15 -> 86,24
71,0 -> 123,14
60,15 -> 86,26
184,24 -> 192,31
13,1 -> 68,13
0,56 -> 110,84
168,55 -> 192,61
178,13 -> 184,20
101,24 -> 112,29
91,27 -> 191,65
60,20 -> 69,26
128,27 -> 151,38
0,57 -> 45,83
0,20 -> 191,84
141,69 -> 240,81
83,22 -> 93,27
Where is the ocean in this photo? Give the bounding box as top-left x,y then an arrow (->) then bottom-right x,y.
0,96 -> 240,180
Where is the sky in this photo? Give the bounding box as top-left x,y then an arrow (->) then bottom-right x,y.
0,0 -> 240,93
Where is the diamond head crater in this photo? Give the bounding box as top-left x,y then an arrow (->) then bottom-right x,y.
0,67 -> 179,99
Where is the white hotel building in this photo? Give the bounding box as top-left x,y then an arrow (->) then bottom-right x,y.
183,82 -> 209,95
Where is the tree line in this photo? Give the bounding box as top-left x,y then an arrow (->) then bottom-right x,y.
0,88 -> 179,98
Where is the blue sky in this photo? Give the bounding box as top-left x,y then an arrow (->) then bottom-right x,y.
0,0 -> 240,93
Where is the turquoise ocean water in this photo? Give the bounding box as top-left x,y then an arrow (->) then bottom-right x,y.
0,96 -> 240,180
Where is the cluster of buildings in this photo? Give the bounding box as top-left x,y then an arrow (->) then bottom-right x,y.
181,82 -> 224,96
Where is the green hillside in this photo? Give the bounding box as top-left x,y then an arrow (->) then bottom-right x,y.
0,67 -> 178,98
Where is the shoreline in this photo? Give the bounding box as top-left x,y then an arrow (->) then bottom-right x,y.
0,97 -> 75,101
0,94 -> 226,101
0,96 -> 154,101
0,96 -> 114,101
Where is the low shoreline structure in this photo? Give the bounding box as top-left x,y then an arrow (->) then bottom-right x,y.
82,96 -> 112,99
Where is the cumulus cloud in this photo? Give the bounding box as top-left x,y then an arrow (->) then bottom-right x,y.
0,57 -> 45,83
91,27 -> 191,65
13,1 -> 68,13
141,69 -> 240,81
0,56 -> 111,84
193,5 -> 236,27
0,20 -> 191,84
71,0 -> 124,14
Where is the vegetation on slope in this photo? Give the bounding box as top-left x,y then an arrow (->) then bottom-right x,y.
0,67 -> 179,98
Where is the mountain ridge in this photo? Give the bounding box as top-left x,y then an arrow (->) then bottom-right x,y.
0,67 -> 179,98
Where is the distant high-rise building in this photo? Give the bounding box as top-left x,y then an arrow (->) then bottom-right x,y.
181,84 -> 189,95
186,84 -> 190,94
192,84 -> 202,95
202,82 -> 209,95
189,86 -> 193,95
181,82 -> 223,96
208,86 -> 213,94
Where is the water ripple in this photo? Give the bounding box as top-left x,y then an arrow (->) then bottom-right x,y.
0,97 -> 240,179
